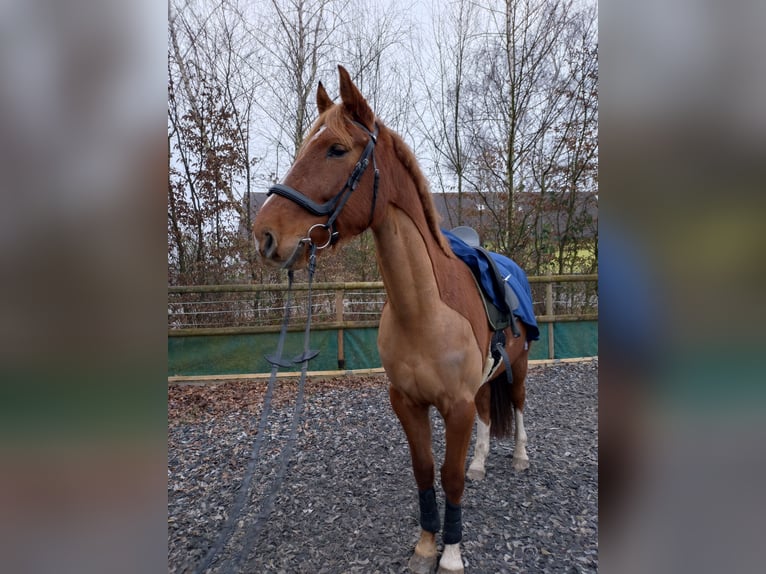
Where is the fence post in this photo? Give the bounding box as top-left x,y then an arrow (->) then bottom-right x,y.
546,276 -> 555,359
336,288 -> 345,369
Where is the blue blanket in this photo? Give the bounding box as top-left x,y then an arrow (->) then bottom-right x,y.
442,229 -> 540,341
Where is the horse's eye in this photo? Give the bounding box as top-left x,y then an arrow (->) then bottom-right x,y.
327,144 -> 348,158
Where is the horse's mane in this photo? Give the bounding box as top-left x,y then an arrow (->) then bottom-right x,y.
388,129 -> 453,257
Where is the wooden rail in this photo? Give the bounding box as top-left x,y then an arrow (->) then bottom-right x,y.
167,274 -> 597,295
168,275 -> 597,363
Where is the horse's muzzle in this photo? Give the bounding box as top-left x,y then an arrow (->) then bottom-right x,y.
254,227 -> 308,269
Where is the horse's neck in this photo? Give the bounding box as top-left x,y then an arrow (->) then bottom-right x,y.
372,204 -> 443,319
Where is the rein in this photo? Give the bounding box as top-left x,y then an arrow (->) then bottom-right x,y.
196,247 -> 319,574
198,121 -> 382,572
268,121 -> 380,248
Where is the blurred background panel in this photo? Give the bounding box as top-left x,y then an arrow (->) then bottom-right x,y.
601,0 -> 766,572
0,0 -> 166,572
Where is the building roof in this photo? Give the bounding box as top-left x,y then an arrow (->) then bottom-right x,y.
242,190 -> 598,240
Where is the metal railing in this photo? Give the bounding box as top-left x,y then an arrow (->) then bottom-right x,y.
168,274 -> 598,336
168,275 -> 597,370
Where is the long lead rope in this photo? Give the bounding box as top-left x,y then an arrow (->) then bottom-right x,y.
196,246 -> 319,574
228,246 -> 318,573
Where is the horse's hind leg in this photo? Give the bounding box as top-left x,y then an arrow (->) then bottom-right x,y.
389,387 -> 439,574
438,398 -> 476,574
511,359 -> 530,471
467,383 -> 490,481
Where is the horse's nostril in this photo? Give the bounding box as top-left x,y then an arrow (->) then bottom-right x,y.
263,230 -> 277,259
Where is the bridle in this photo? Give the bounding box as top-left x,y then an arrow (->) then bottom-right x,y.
267,120 -> 380,250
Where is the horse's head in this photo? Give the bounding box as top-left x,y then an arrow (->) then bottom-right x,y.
253,66 -> 381,269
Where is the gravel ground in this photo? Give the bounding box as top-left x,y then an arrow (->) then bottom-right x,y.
168,359 -> 597,573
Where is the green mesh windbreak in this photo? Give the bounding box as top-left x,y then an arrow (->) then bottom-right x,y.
342,328 -> 381,370
553,321 -> 598,359
168,331 -> 338,376
168,321 -> 597,377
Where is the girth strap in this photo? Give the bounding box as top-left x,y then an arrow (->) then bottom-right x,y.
491,330 -> 514,387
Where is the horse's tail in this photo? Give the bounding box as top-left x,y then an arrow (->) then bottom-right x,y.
488,374 -> 515,438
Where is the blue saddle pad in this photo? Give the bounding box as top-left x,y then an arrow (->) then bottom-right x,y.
442,229 -> 540,341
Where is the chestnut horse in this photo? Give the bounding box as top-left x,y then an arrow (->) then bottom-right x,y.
253,66 -> 530,574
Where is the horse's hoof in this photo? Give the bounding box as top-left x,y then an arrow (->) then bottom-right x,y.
437,543 -> 464,573
409,552 -> 437,574
466,466 -> 486,481
512,456 -> 529,471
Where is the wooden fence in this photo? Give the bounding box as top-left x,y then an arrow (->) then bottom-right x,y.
168,275 -> 597,368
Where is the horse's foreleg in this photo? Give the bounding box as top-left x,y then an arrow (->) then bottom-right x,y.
389,387 -> 438,574
467,383 -> 491,481
438,399 -> 476,574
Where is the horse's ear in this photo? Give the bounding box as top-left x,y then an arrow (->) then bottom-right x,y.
338,65 -> 374,130
316,81 -> 333,114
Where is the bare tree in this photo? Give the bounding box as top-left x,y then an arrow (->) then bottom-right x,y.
168,0 -> 426,284
465,0 -> 575,256
414,0 -> 481,228
409,0 -> 591,266
528,3 -> 598,274
211,0 -> 265,279
335,0 -> 414,131
166,0 -> 598,285
168,1 -> 255,283
169,2 -> 250,219
252,0 -> 347,165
